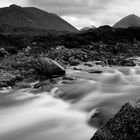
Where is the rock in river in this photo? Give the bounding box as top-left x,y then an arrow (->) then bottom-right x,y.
34,57 -> 66,77
91,98 -> 140,140
120,59 -> 136,66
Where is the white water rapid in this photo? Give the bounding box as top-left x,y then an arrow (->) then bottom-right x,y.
1,66 -> 140,140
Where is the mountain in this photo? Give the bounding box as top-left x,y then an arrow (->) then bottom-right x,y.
113,14 -> 140,28
0,4 -> 78,32
80,26 -> 96,32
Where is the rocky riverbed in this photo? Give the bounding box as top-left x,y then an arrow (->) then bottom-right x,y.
0,49 -> 137,89
0,50 -> 140,140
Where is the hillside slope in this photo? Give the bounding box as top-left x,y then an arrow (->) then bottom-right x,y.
0,4 -> 78,32
113,14 -> 140,28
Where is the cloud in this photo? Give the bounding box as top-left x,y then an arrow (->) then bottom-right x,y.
61,16 -> 99,29
1,0 -> 140,29
28,0 -> 112,16
28,0 -> 114,28
0,0 -> 12,7
28,0 -> 140,28
0,0 -> 29,7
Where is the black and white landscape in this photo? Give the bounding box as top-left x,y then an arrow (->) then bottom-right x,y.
0,1 -> 140,140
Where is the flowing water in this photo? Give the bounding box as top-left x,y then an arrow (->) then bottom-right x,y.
1,66 -> 140,140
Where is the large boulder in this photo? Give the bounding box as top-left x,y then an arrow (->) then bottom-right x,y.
34,57 -> 66,77
91,98 -> 140,140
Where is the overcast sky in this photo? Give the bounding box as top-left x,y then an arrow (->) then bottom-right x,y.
0,0 -> 140,29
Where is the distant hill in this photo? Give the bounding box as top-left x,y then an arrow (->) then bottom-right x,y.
80,26 -> 96,32
0,4 -> 78,32
113,14 -> 140,28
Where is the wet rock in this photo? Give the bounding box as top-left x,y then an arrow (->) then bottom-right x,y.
87,70 -> 103,74
63,76 -> 76,81
69,58 -> 81,66
88,108 -> 105,128
84,62 -> 94,67
91,98 -> 140,140
33,80 -> 50,89
34,57 -> 66,77
120,59 -> 136,66
95,61 -> 103,66
33,78 -> 59,91
50,87 -> 63,97
73,67 -> 82,71
33,80 -> 54,92
62,76 -> 77,84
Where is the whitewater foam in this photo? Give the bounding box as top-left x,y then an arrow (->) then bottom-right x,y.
0,67 -> 140,140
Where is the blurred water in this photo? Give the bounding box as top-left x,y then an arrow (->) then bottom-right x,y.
0,66 -> 140,140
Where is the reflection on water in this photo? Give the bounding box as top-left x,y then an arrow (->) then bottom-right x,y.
0,66 -> 140,140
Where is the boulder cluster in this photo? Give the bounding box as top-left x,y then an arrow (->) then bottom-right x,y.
0,52 -> 66,88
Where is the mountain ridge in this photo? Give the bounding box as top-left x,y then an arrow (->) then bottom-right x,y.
113,14 -> 140,28
0,4 -> 78,32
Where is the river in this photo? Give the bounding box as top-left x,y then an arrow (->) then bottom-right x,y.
0,66 -> 140,140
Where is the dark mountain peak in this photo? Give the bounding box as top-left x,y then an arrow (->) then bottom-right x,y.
127,14 -> 138,17
9,4 -> 22,9
124,14 -> 139,19
8,4 -> 23,13
0,5 -> 78,32
113,14 -> 140,28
